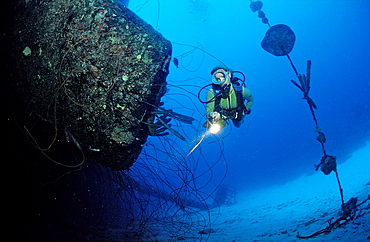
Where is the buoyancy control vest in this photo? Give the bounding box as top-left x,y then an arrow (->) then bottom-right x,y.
212,81 -> 246,120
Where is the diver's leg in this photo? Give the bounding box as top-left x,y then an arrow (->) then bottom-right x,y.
232,118 -> 243,128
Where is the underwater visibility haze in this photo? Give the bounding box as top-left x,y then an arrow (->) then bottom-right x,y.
3,0 -> 370,241
133,0 -> 370,190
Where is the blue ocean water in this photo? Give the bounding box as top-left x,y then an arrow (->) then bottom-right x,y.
3,1 -> 369,241
131,0 -> 370,192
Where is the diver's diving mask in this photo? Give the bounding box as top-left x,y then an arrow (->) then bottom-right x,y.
212,70 -> 230,86
212,70 -> 231,98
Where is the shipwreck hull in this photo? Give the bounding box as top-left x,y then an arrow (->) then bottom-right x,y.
10,0 -> 172,170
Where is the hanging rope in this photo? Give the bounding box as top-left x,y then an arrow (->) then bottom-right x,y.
249,0 -> 345,207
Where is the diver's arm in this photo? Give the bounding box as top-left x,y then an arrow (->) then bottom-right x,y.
206,89 -> 215,118
242,88 -> 254,111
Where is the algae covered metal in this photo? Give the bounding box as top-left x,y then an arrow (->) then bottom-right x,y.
11,0 -> 172,170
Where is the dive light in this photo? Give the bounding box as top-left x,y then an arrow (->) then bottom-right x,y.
209,119 -> 226,134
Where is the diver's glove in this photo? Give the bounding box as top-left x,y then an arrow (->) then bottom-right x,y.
209,111 -> 221,121
244,109 -> 251,115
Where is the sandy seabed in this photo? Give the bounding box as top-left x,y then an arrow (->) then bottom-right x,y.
153,141 -> 370,242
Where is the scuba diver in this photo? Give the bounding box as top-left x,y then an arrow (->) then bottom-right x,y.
205,66 -> 254,133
